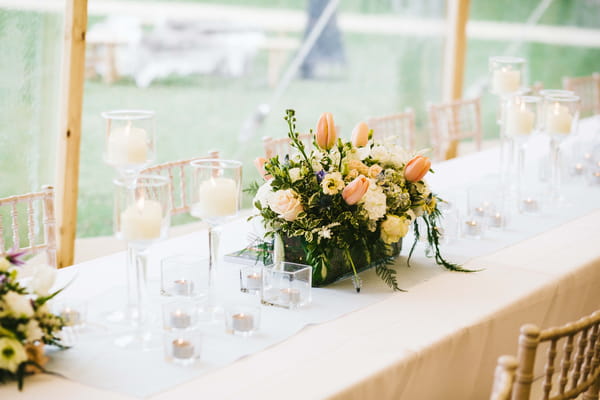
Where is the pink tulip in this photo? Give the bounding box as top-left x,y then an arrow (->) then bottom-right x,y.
342,175 -> 370,205
404,155 -> 431,182
254,157 -> 271,180
351,121 -> 370,147
316,112 -> 337,150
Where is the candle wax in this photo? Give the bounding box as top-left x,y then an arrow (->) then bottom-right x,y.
120,198 -> 163,241
231,313 -> 254,332
192,177 -> 238,218
107,122 -> 149,165
492,68 -> 520,95
172,339 -> 194,359
170,310 -> 192,329
505,102 -> 535,136
545,103 -> 572,134
173,279 -> 194,296
246,273 -> 262,291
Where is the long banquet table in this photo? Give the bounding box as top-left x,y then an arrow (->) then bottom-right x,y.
2,121 -> 600,399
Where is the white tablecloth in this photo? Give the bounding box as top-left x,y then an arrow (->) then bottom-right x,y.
2,121 -> 599,399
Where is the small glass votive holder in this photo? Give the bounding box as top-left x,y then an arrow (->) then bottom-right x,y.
161,255 -> 209,298
588,169 -> 600,186
240,265 -> 263,294
162,300 -> 199,331
488,56 -> 527,97
519,196 -> 542,214
163,328 -> 202,366
462,217 -> 484,239
55,301 -> 87,329
261,262 -> 312,309
225,304 -> 261,337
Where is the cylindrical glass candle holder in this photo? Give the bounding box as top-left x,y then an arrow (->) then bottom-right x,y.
102,110 -> 155,173
162,300 -> 199,331
489,56 -> 527,97
240,265 -> 263,294
225,304 -> 261,337
163,328 -> 202,366
160,255 -> 209,298
261,262 -> 312,309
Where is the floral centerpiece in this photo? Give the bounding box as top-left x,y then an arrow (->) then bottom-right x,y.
0,251 -> 66,389
248,110 -> 468,292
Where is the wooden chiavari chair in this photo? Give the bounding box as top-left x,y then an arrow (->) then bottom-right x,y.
367,108 -> 416,151
563,73 -> 600,116
141,151 -> 219,216
490,310 -> 600,400
428,97 -> 482,161
0,186 -> 56,267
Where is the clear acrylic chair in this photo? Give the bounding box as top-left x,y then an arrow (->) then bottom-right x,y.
427,97 -> 482,161
367,108 -> 416,151
0,186 -> 56,267
563,73 -> 600,117
490,309 -> 600,400
141,151 -> 219,215
262,133 -> 313,159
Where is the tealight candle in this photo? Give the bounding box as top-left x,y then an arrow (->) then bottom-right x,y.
522,198 -> 539,213
464,220 -> 481,237
107,121 -> 149,165
172,339 -> 194,359
170,310 -> 191,329
474,207 -> 486,217
60,308 -> 81,327
489,213 -> 505,229
280,288 -> 301,305
591,171 -> 600,185
120,197 -> 163,241
173,279 -> 194,296
492,67 -> 520,95
231,313 -> 254,333
545,103 -> 572,134
246,273 -> 262,291
573,163 -> 585,176
505,102 -> 535,136
193,177 -> 238,218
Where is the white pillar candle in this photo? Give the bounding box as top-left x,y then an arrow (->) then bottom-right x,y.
506,102 -> 535,136
107,121 -> 149,165
492,68 -> 520,95
545,103 -> 572,134
120,198 -> 163,241
193,177 -> 238,218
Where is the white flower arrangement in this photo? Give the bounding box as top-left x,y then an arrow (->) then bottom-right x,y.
0,251 -> 66,389
249,110 -> 469,291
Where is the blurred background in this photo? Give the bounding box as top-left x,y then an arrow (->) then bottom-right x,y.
1,0 -> 599,238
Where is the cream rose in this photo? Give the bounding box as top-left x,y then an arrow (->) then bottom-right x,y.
4,291 -> 34,318
268,189 -> 304,222
380,215 -> 411,244
288,167 -> 302,183
321,172 -> 345,195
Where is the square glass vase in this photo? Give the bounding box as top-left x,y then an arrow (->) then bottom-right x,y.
280,236 -> 402,287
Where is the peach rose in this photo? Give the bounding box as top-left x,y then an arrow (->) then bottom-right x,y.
342,175 -> 370,205
316,112 -> 337,150
351,121 -> 370,147
268,189 -> 303,221
404,155 -> 431,182
254,157 -> 271,180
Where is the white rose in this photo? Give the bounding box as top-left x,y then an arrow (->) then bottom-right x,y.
288,167 -> 302,183
0,338 -> 28,373
24,320 -> 44,342
254,180 -> 273,209
321,172 -> 345,195
4,291 -> 34,318
380,215 -> 411,244
0,258 -> 10,272
29,264 -> 57,296
268,189 -> 304,222
360,180 -> 387,221
370,145 -> 389,163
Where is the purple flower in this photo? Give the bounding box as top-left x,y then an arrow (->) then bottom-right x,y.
316,170 -> 326,183
6,249 -> 27,266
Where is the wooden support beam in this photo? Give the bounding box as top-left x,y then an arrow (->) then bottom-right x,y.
56,0 -> 87,268
442,0 -> 470,160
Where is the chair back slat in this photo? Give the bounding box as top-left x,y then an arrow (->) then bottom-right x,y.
428,97 -> 482,161
367,108 -> 416,150
543,339 -> 558,400
559,334 -> 575,394
0,186 -> 57,267
141,151 -> 220,216
572,327 -> 590,391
